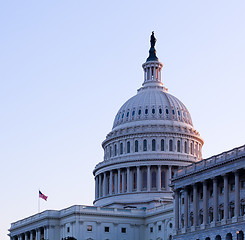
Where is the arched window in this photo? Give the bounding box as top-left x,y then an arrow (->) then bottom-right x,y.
190,142 -> 193,155
184,141 -> 187,153
133,171 -> 137,190
199,209 -> 203,225
143,139 -> 147,151
127,141 -> 130,153
151,170 -> 156,188
109,146 -> 112,157
190,212 -> 193,226
120,143 -> 123,155
169,139 -> 173,152
142,170 -> 147,189
226,233 -> 232,240
215,235 -> 221,240
161,139 -> 164,151
152,139 -> 156,151
161,170 -> 165,188
177,140 -> 181,152
135,140 -> 139,152
114,144 -> 117,156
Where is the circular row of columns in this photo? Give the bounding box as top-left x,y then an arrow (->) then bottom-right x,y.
95,165 -> 173,199
174,171 -> 241,230
12,226 -> 49,240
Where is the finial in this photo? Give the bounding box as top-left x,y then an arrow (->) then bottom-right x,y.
146,31 -> 158,62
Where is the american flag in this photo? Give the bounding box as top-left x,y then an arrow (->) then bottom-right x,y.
39,190 -> 48,201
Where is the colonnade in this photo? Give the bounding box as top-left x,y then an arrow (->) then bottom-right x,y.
95,165 -> 173,199
11,226 -> 50,240
174,171 -> 243,230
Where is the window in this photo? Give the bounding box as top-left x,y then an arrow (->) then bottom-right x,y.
142,170 -> 147,189
172,110 -> 175,115
121,227 -> 126,233
169,139 -> 173,152
161,139 -> 164,151
161,170 -> 165,188
210,189 -> 213,197
200,190 -> 203,200
242,181 -> 245,188
152,108 -> 155,114
190,212 -> 193,226
143,139 -> 147,151
182,198 -> 184,204
190,142 -> 193,155
138,109 -> 141,115
120,143 -> 123,155
145,108 -> 148,114
199,210 -> 203,224
150,227 -> 153,233
166,108 -> 169,114
122,113 -> 124,118
152,139 -> 156,151
87,225 -> 92,232
158,225 -> 161,231
133,171 -> 137,190
169,223 -> 173,228
67,227 -> 70,233
104,226 -> 110,232
159,108 -> 162,114
135,140 -> 138,152
220,186 -> 224,194
177,140 -> 181,152
127,141 -> 130,153
109,146 -> 112,157
184,141 -> 187,153
114,144 -> 117,156
190,193 -> 193,202
152,171 -> 156,188
132,110 -> 135,116
126,112 -> 129,117
230,183 -> 235,191
209,208 -> 213,223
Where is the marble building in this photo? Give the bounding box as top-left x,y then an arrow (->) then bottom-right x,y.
8,33 -> 245,240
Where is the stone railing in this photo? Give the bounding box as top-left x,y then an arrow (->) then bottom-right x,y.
175,145 -> 245,178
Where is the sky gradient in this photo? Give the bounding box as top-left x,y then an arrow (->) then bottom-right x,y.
1,1 -> 245,239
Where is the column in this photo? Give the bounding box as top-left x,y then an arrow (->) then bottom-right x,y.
36,229 -> 41,240
174,190 -> 180,230
224,174 -> 229,221
103,172 -> 107,197
213,178 -> 218,223
127,167 -> 130,192
137,166 -> 141,192
235,171 -> 240,218
184,188 -> 188,228
25,233 -> 28,240
147,166 -> 151,191
98,174 -> 102,197
203,181 -> 208,225
114,172 -> 118,194
122,170 -> 125,193
193,184 -> 198,228
118,169 -> 121,193
30,231 -> 33,240
44,226 -> 49,240
109,171 -> 113,195
95,176 -> 98,199
157,165 -> 161,191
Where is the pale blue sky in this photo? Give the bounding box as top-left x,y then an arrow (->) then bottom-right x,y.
1,1 -> 245,239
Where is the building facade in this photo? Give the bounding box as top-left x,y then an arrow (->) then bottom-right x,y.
8,33 -> 245,240
172,145 -> 245,240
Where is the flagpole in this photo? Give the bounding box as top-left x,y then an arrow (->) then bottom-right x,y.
38,188 -> 40,214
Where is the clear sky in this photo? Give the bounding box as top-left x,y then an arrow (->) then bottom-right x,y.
1,1 -> 245,239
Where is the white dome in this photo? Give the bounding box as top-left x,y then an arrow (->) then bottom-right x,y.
113,87 -> 193,130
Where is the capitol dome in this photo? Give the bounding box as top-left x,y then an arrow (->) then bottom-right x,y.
93,32 -> 204,209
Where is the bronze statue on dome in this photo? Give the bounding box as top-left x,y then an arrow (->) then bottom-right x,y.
150,31 -> 157,48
